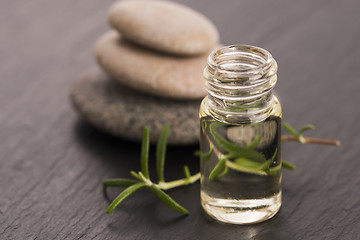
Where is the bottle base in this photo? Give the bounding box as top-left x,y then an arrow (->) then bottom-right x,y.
201,191 -> 281,225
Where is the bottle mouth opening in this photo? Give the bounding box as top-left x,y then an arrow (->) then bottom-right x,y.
204,45 -> 278,102
207,45 -> 274,76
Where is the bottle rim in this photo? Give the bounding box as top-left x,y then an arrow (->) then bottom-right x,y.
207,45 -> 276,77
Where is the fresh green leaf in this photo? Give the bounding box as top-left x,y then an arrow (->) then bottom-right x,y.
234,158 -> 263,169
106,182 -> 146,214
103,178 -> 139,188
194,149 -> 213,161
209,158 -> 227,180
216,164 -> 228,179
268,165 -> 281,176
226,160 -> 268,176
227,148 -> 266,163
282,160 -> 296,170
141,127 -> 150,179
130,171 -> 143,182
209,122 -> 239,153
149,185 -> 189,215
260,159 -> 274,172
193,150 -> 201,157
260,149 -> 277,172
260,148 -> 278,171
156,124 -> 169,182
283,123 -> 315,143
283,123 -> 300,137
202,148 -> 213,162
247,135 -> 261,149
298,124 -> 315,135
271,148 -> 278,162
183,165 -> 191,185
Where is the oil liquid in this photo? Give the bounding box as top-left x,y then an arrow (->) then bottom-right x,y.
200,115 -> 282,224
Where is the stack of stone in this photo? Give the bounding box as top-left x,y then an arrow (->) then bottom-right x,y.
70,0 -> 219,145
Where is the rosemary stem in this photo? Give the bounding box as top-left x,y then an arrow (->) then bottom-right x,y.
281,135 -> 340,146
157,173 -> 201,190
138,172 -> 152,186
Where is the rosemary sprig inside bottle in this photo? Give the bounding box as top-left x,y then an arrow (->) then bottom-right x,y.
200,119 -> 282,179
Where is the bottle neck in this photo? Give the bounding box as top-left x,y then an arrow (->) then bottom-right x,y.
203,45 -> 278,123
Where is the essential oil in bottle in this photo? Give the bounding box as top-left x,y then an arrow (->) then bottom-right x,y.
199,45 -> 282,224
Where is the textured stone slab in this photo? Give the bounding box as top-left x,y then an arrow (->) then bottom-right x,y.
70,72 -> 201,145
95,31 -> 211,100
108,0 -> 219,56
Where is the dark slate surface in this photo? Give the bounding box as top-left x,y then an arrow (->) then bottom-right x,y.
0,0 -> 359,239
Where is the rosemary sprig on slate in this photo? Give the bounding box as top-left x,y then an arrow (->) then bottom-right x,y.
282,123 -> 340,146
103,125 -> 200,215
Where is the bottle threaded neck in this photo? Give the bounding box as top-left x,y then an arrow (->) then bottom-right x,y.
203,45 -> 279,123
204,45 -> 278,102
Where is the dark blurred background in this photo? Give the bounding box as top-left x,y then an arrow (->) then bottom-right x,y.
1,0 -> 359,239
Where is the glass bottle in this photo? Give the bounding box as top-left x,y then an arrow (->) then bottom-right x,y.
199,45 -> 282,224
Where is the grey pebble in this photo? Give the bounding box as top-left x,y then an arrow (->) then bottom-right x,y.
70,71 -> 201,145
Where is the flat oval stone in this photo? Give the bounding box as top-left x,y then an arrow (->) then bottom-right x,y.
70,71 -> 201,145
108,0 -> 219,56
95,31 -> 211,100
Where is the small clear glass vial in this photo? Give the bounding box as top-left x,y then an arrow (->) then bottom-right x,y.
199,45 -> 282,224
